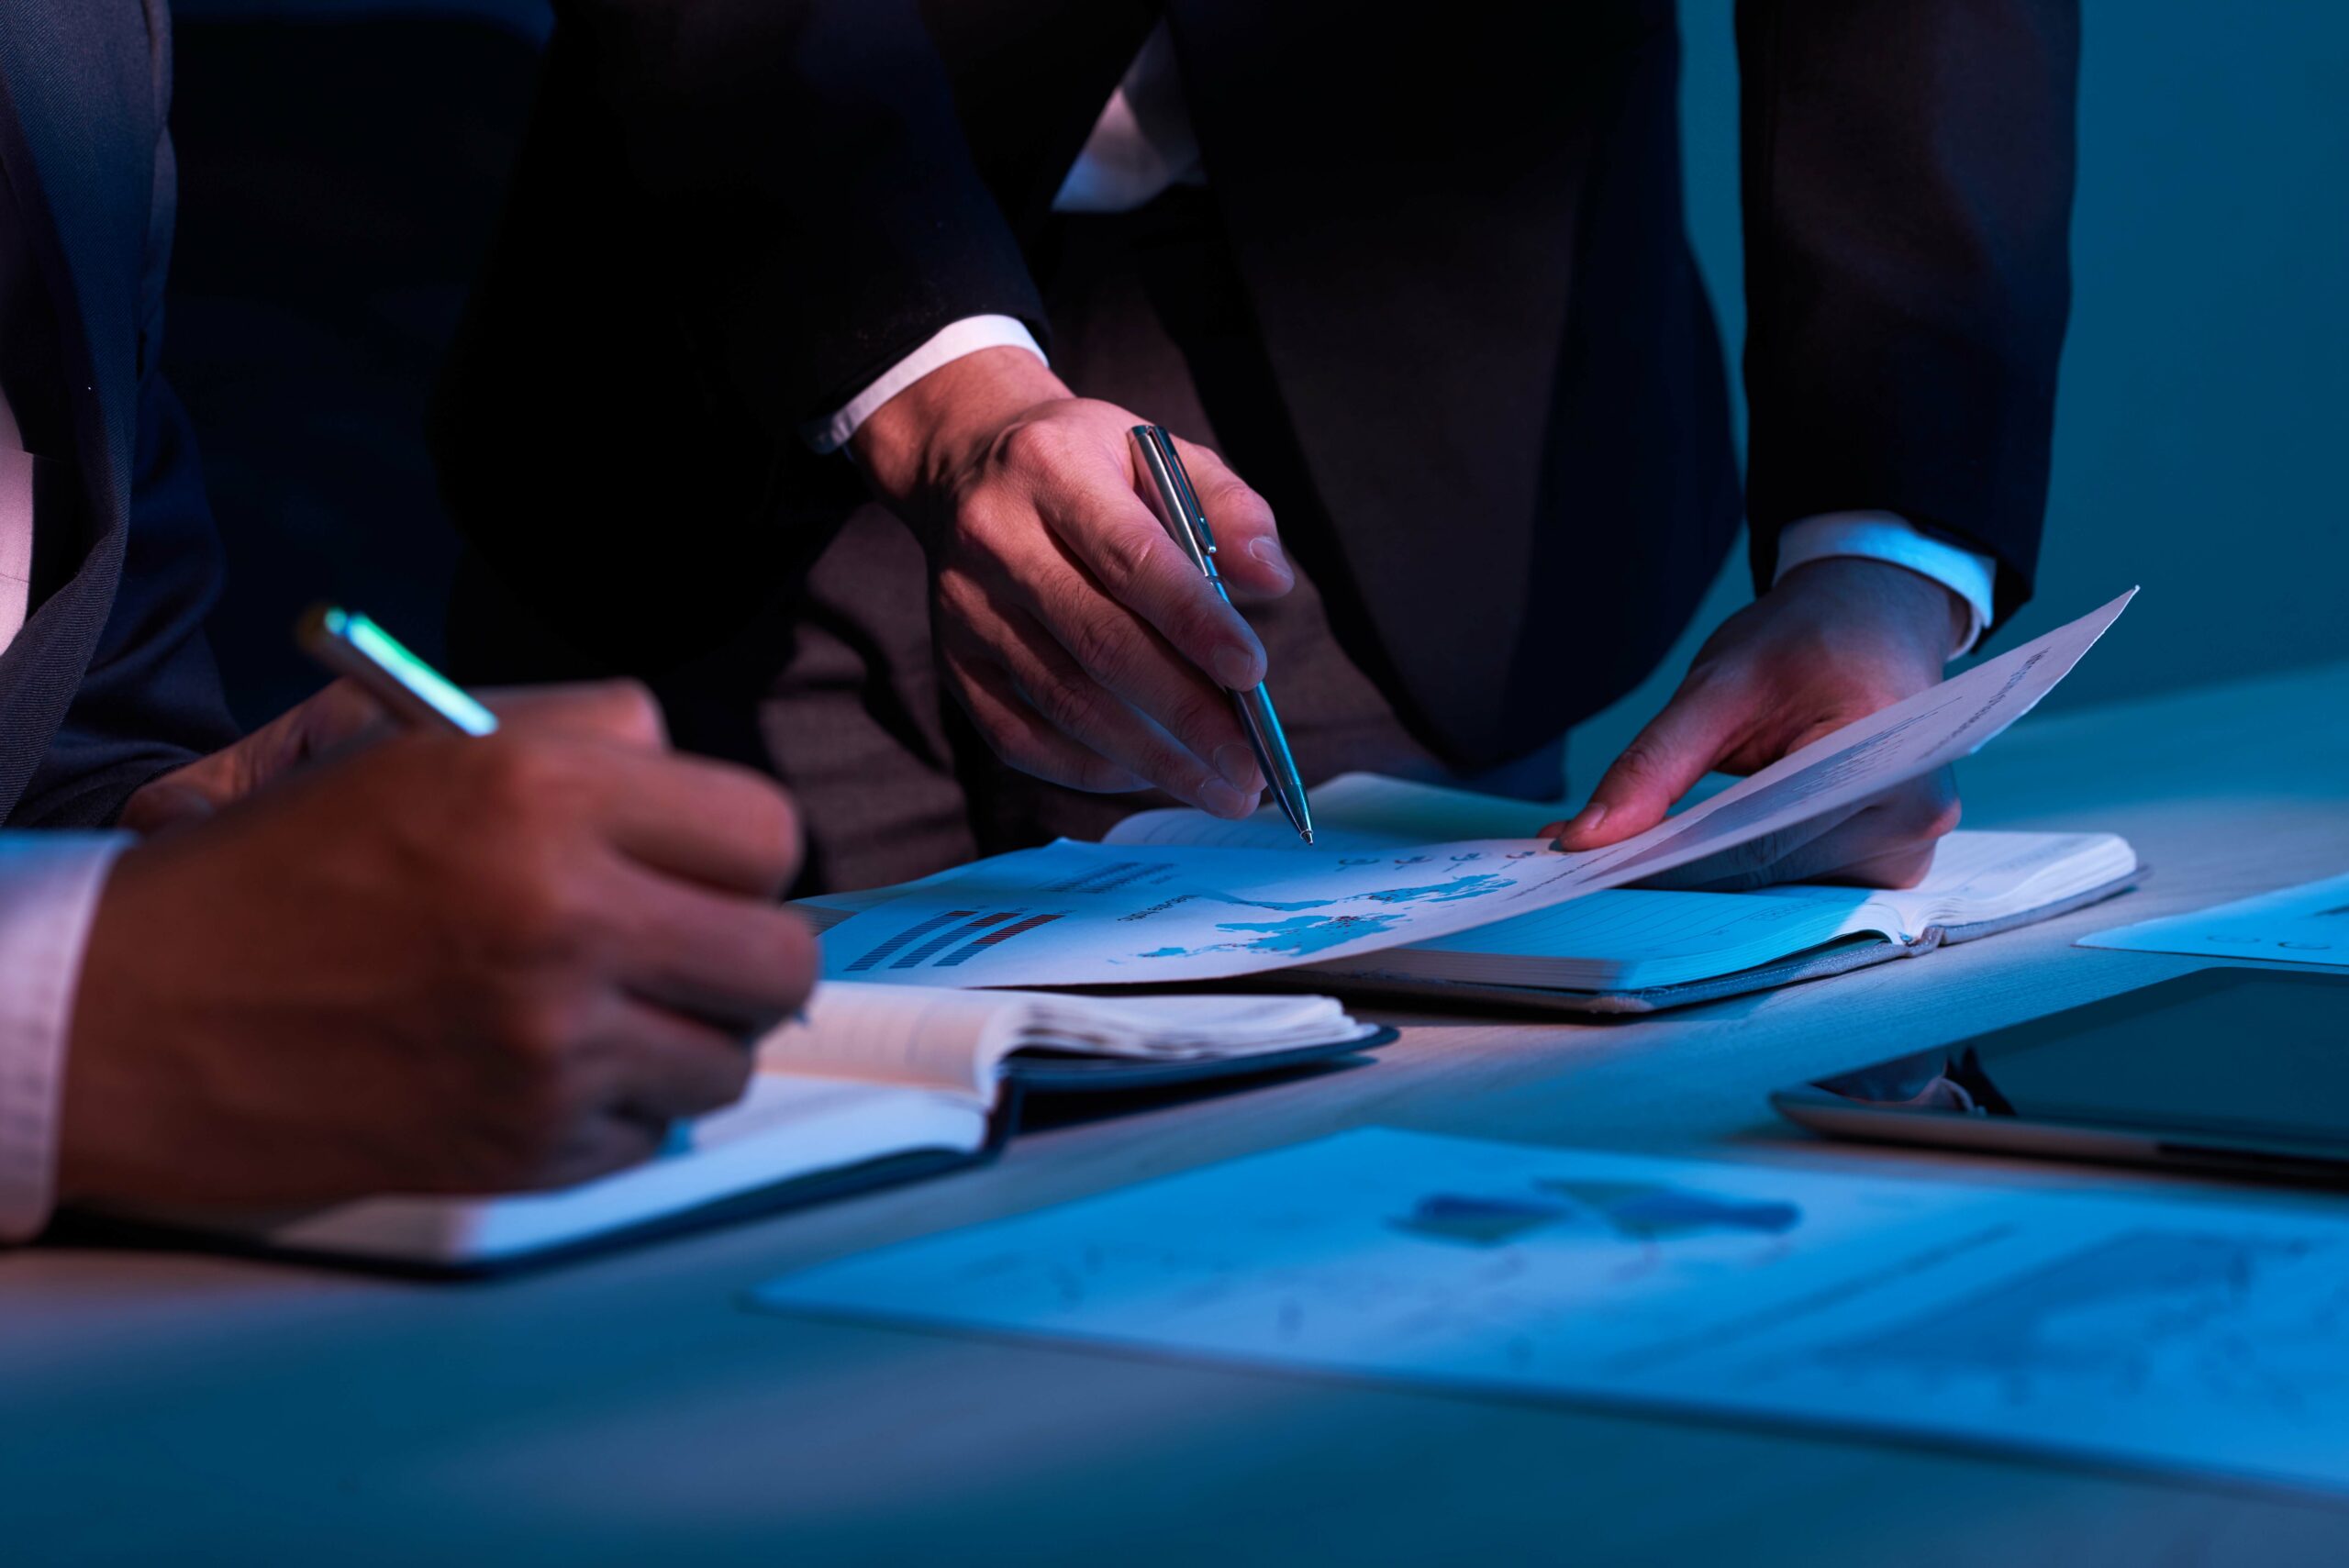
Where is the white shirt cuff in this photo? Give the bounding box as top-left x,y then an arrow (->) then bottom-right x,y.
0,832 -> 132,1242
802,316 -> 1049,455
1775,511 -> 1999,659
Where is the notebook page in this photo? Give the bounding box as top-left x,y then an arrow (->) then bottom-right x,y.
1014,993 -> 1371,1059
1815,832 -> 2135,930
757,985 -> 1374,1094
1387,887 -> 1881,962
757,985 -> 1019,1101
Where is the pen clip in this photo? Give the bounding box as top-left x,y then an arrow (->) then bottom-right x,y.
1131,425 -> 1220,578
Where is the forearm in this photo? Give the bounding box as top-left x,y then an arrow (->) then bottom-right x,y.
1738,0 -> 2080,627
554,0 -> 1049,432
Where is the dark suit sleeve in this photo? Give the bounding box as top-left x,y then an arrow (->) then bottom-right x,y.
9,89 -> 237,829
1736,0 -> 2079,633
8,370 -> 238,828
557,0 -> 1048,434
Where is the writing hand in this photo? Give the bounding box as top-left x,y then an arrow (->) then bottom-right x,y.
61,682 -> 817,1207
853,347 -> 1293,817
119,679 -> 680,833
1543,560 -> 1969,890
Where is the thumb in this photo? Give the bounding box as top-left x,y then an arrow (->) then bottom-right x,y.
118,778 -> 222,836
1174,435 -> 1293,603
1545,679 -> 1747,850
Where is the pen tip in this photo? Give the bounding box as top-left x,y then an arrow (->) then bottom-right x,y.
1301,829 -> 1315,846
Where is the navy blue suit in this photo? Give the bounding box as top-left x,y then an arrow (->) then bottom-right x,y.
440,0 -> 2078,773
0,0 -> 238,826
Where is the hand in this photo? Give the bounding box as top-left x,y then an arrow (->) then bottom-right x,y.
854,347 -> 1294,817
120,678 -> 385,832
1543,559 -> 1969,889
59,682 -> 818,1207
120,678 -> 662,834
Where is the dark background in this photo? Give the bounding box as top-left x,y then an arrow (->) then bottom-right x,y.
163,1 -> 2349,749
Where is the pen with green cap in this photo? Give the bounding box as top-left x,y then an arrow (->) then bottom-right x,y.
297,605 -> 809,1045
297,605 -> 501,736
1130,425 -> 1315,844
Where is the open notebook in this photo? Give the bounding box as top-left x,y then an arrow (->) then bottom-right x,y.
110,984 -> 1385,1274
1105,775 -> 2141,1013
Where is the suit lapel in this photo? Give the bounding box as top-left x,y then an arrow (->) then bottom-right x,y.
0,0 -> 155,817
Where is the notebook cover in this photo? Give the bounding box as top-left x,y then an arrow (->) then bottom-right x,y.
1000,1025 -> 1397,1092
58,1138 -> 1005,1283
1280,873 -> 2143,1018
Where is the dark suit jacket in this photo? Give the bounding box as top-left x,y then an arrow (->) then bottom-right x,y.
439,0 -> 2076,771
0,0 -> 236,825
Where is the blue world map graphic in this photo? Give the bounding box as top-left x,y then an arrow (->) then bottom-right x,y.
1138,872 -> 1514,961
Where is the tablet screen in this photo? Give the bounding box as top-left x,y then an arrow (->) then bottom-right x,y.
1797,968 -> 2349,1149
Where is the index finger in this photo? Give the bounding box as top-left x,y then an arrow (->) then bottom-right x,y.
1037,466 -> 1269,694
581,748 -> 805,899
487,679 -> 670,751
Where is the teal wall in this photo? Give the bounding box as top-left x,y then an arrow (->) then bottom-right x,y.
1573,1 -> 2349,779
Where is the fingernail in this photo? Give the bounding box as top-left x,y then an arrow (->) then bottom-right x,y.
1560,803 -> 1606,840
1213,743 -> 1263,792
1212,646 -> 1264,690
1199,778 -> 1253,818
1248,537 -> 1294,585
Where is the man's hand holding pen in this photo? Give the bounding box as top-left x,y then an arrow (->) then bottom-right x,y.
852,345 -> 1292,820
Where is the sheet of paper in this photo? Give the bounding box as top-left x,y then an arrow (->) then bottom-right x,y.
1329,885 -> 1876,965
818,593 -> 2134,986
755,1127 -> 2349,1497
2080,872 -> 2349,969
1108,773 -> 1563,852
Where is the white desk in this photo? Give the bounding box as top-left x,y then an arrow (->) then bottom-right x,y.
8,663 -> 2349,1565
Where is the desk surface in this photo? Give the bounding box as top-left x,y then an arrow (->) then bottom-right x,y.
10,662 -> 2349,1566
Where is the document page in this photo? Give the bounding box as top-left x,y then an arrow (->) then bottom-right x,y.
756,1126 -> 2349,1496
2080,871 -> 2349,969
818,593 -> 2134,987
758,984 -> 1376,1098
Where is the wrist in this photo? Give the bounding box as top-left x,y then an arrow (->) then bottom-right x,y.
1776,556 -> 1970,665
851,347 -> 1074,511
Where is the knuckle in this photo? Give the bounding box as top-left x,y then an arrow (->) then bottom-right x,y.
1097,524 -> 1164,591
1031,672 -> 1100,740
463,737 -> 573,827
1061,609 -> 1135,688
586,678 -> 666,747
480,855 -> 603,971
1167,688 -> 1236,752
995,417 -> 1068,473
717,773 -> 803,890
948,496 -> 1006,554
492,984 -> 593,1066
1608,741 -> 1672,792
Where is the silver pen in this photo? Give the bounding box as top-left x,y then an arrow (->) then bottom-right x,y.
1130,425 -> 1315,845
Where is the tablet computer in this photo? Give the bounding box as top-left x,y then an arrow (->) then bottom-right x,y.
1772,967 -> 2349,1182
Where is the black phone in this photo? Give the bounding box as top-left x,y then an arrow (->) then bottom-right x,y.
1773,968 -> 2349,1183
